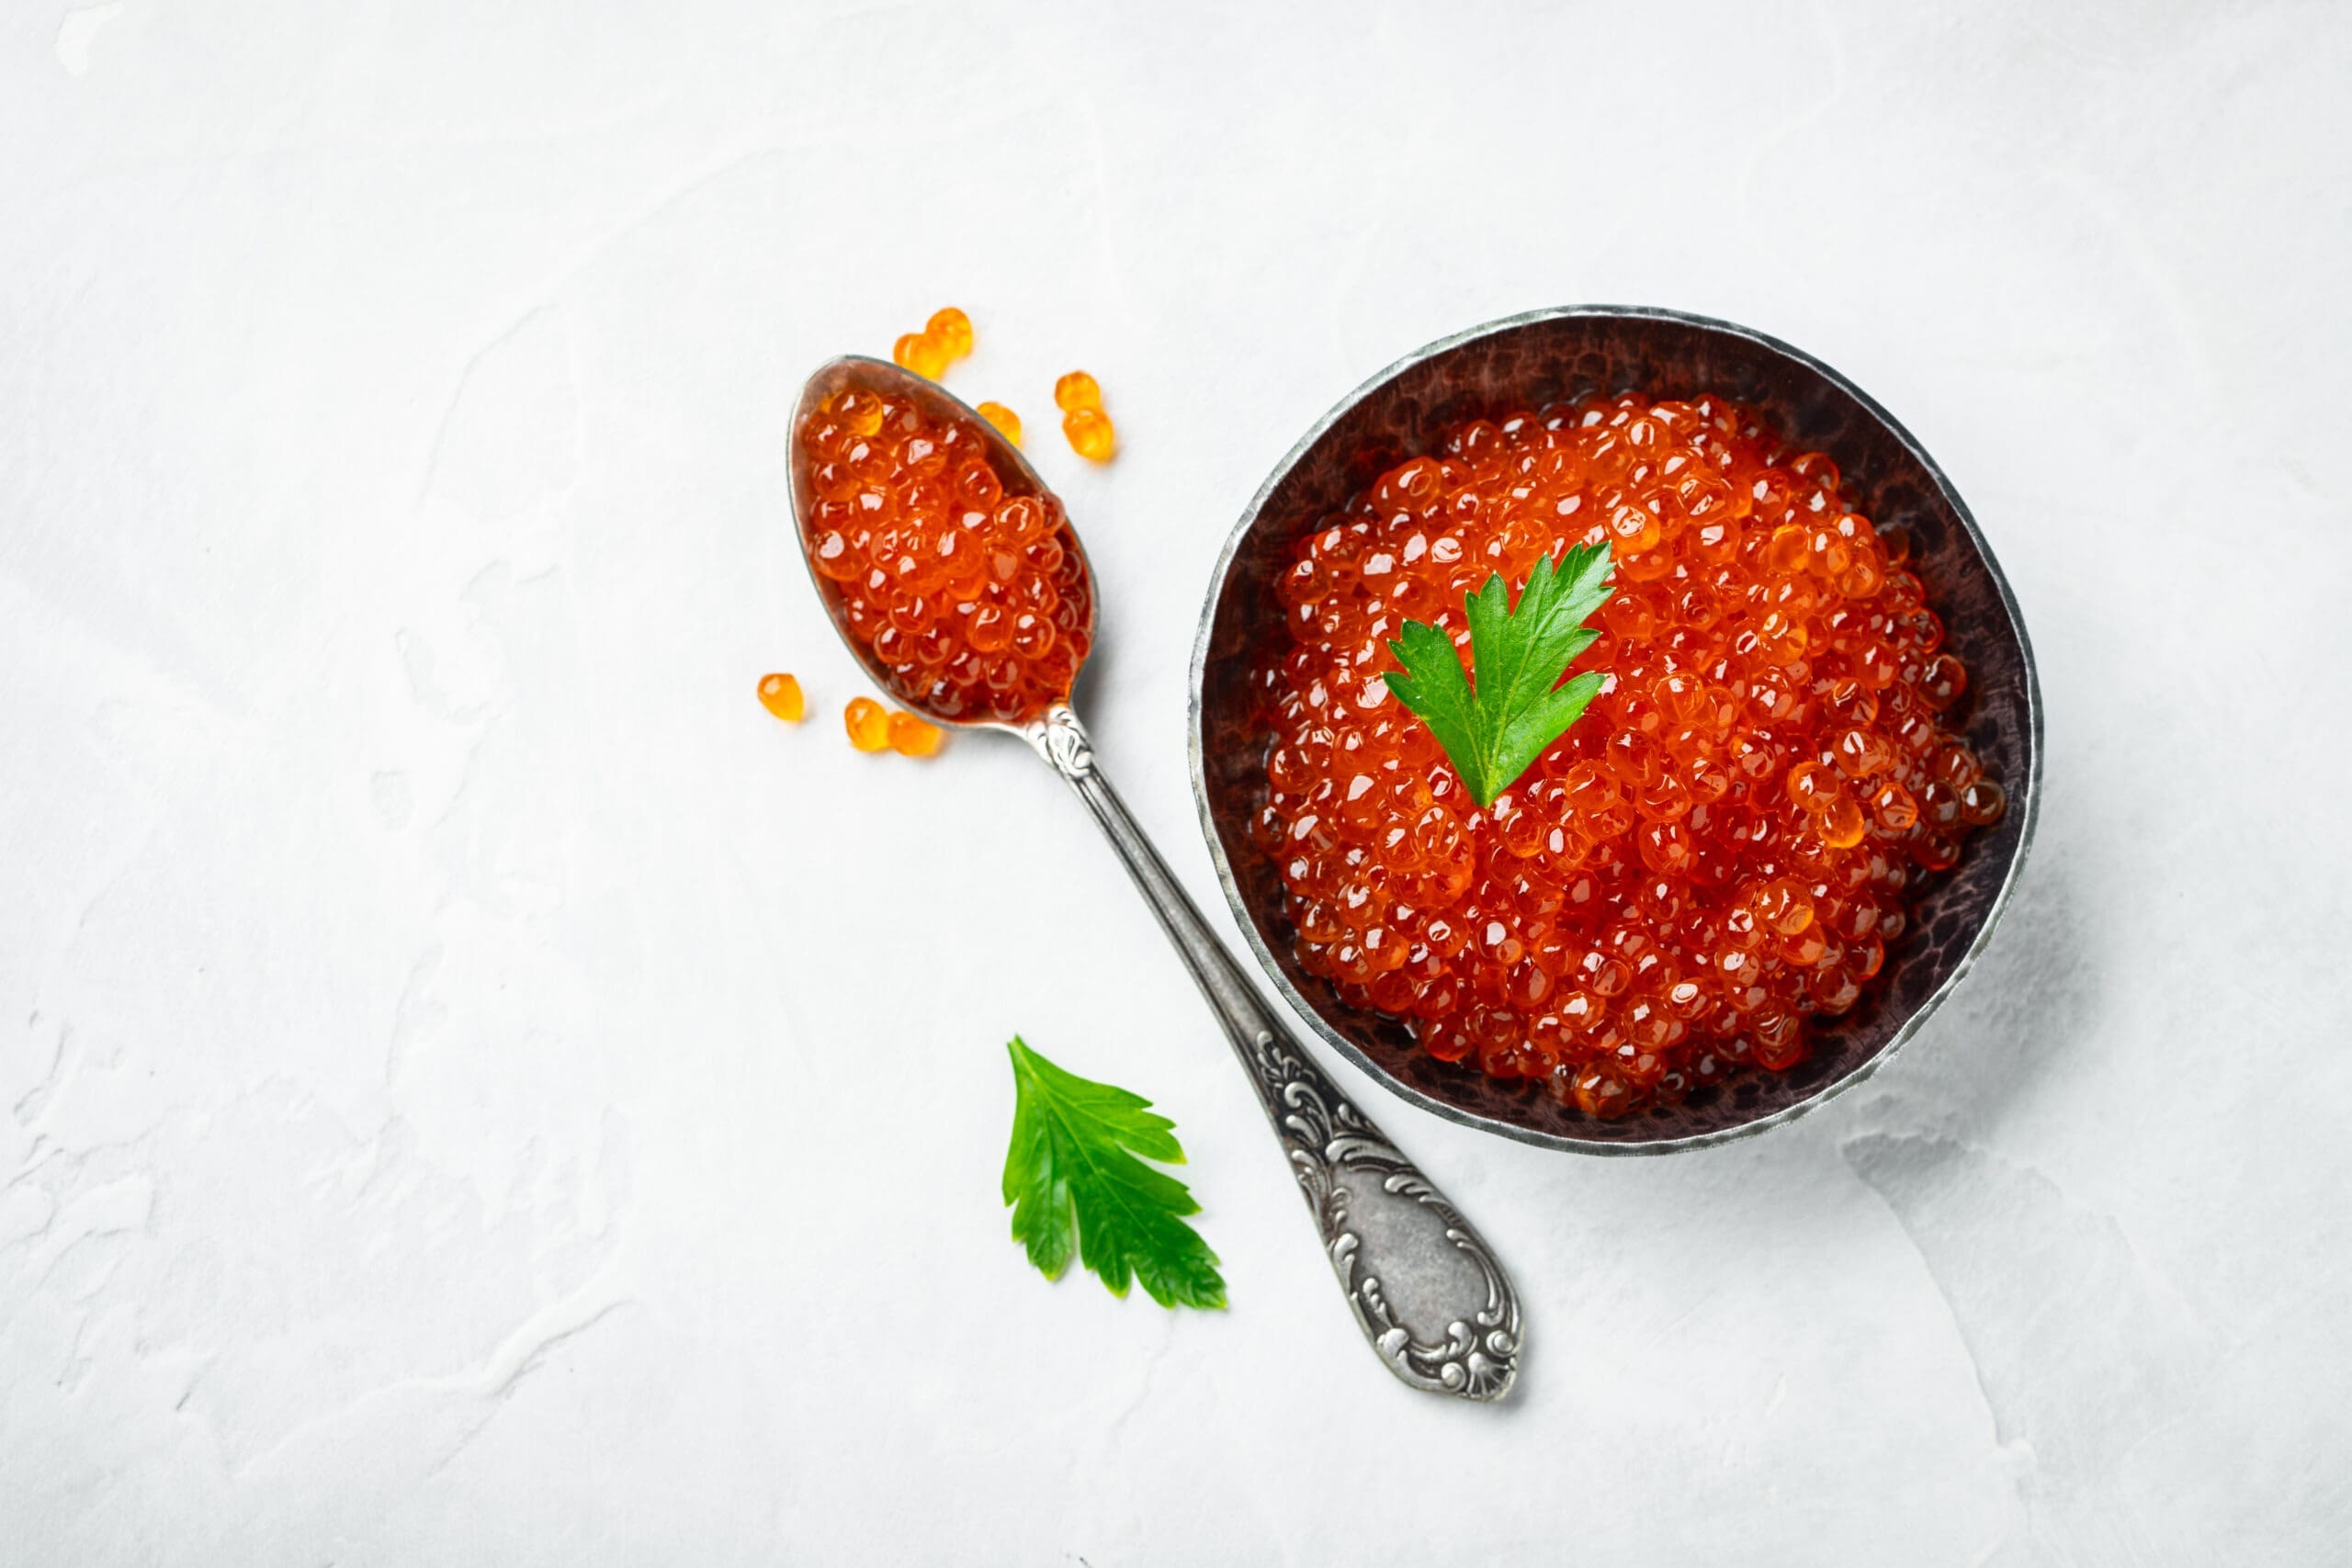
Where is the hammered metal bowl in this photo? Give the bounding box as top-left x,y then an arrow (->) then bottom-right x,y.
1189,306 -> 2041,1154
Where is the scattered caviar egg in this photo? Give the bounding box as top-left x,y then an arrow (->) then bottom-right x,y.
977,400 -> 1023,446
801,386 -> 1091,727
1063,405 -> 1117,462
1053,370 -> 1116,461
893,331 -> 949,381
888,710 -> 944,757
925,307 -> 973,360
1249,391 -> 2003,1119
757,671 -> 805,723
844,695 -> 892,751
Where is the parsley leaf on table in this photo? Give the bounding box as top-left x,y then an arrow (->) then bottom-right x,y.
1383,542 -> 1615,807
1001,1036 -> 1227,1310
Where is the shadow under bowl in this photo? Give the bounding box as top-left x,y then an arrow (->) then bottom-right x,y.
1189,306 -> 2042,1155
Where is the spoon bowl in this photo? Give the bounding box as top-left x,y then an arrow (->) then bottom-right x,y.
1191,305 -> 2043,1155
787,356 -> 1099,734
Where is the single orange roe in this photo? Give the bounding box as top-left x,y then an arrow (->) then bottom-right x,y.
893,332 -> 949,381
1248,392 -> 2004,1120
888,711 -> 944,757
800,387 -> 1092,724
977,401 -> 1023,447
833,387 -> 886,437
757,672 -> 805,723
926,307 -> 973,360
1054,370 -> 1102,412
844,695 -> 892,751
1064,407 -> 1116,462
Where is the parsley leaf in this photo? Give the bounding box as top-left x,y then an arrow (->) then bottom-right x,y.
1001,1036 -> 1227,1310
1384,542 -> 1615,807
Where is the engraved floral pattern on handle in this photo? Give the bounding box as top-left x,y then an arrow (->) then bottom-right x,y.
1030,705 -> 1095,779
1024,705 -> 1521,1400
1248,1020 -> 1521,1398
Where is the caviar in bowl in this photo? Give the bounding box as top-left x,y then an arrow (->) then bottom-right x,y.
1190,307 -> 2041,1154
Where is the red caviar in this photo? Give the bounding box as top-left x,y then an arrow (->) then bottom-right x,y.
1248,393 -> 2003,1118
888,710 -> 944,756
844,695 -> 892,751
1055,369 -> 1117,462
756,671 -> 805,723
801,387 -> 1091,724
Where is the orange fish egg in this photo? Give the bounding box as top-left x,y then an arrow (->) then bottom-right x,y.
892,332 -> 949,381
843,695 -> 892,751
888,710 -> 944,757
1062,406 -> 1116,463
925,307 -> 973,360
757,672 -> 805,723
976,401 -> 1023,447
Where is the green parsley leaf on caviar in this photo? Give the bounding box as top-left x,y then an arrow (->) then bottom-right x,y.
1001,1036 -> 1227,1310
1384,541 -> 1615,807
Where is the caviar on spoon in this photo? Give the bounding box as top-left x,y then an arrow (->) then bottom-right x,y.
787,357 -> 1520,1401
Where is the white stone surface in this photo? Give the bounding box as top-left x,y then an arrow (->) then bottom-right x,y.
5,2 -> 2347,1562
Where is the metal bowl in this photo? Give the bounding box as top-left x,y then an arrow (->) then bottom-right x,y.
1188,306 -> 2042,1154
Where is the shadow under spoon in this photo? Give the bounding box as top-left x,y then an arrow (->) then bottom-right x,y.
786,356 -> 1521,1401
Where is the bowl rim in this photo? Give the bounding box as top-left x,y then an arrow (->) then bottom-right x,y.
1186,303 -> 2044,1156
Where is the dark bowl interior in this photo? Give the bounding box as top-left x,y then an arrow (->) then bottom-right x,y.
1190,306 -> 2041,1154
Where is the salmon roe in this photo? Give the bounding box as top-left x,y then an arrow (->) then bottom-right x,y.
926,307 -> 973,359
756,671 -> 805,723
1247,392 -> 2004,1118
888,710 -> 944,756
891,307 -> 973,383
844,695 -> 892,751
976,401 -> 1023,447
800,386 -> 1092,724
1055,370 -> 1117,461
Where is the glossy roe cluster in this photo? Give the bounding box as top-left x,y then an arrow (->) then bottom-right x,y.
1249,393 -> 2005,1120
803,387 -> 1091,724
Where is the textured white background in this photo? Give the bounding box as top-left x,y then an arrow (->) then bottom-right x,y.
6,1 -> 2349,1562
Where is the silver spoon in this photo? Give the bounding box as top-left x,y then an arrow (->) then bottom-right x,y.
787,356 -> 1520,1401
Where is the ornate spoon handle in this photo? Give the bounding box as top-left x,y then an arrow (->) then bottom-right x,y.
1026,706 -> 1521,1400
